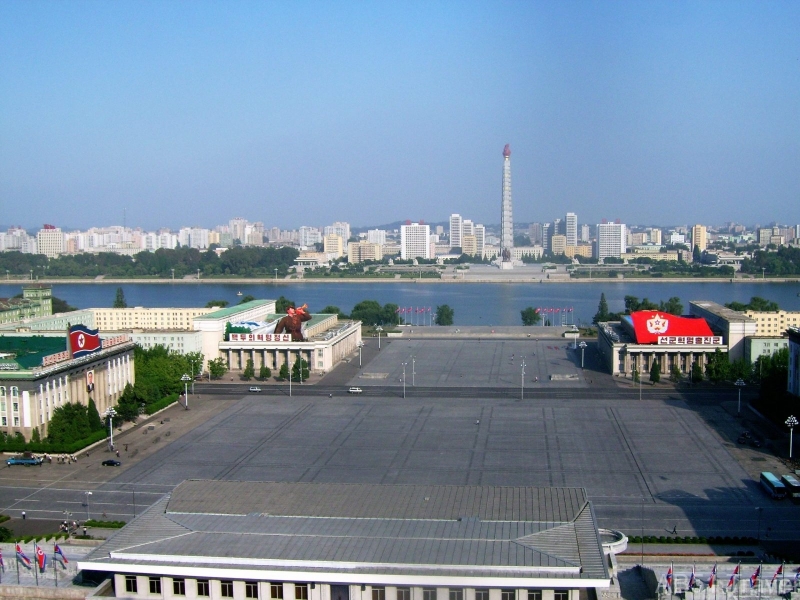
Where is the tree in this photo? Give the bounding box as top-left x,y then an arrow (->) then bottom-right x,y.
292,358 -> 310,381
276,296 -> 295,313
259,364 -> 271,380
113,287 -> 127,308
238,294 -> 256,304
183,351 -> 205,379
632,367 -> 640,383
87,398 -> 103,431
705,349 -> 730,383
692,245 -> 702,263
659,297 -> 683,316
206,300 -> 229,308
691,361 -> 704,383
520,307 -> 541,326
52,296 -> 77,313
725,296 -> 780,312
242,358 -> 255,380
208,357 -> 228,379
435,304 -> 454,325
278,362 -> 290,380
670,364 -> 682,383
592,293 -> 610,324
649,360 -> 661,383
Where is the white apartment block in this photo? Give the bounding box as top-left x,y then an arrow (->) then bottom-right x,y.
565,212 -> 578,247
595,222 -> 626,260
92,307 -> 216,331
449,214 -> 462,249
366,229 -> 386,245
299,226 -> 322,247
400,223 -> 431,259
324,222 -> 351,242
348,241 -> 383,263
178,227 -> 211,249
580,224 -> 591,243
36,226 -> 65,258
0,227 -> 35,252
323,234 -> 344,258
691,224 -> 708,252
744,310 -> 800,337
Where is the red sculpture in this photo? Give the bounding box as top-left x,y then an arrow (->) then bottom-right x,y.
274,303 -> 312,341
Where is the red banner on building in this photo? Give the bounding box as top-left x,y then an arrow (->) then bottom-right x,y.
629,311 -> 714,344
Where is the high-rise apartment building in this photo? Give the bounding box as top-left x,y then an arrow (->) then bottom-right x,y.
474,224 -> 485,258
400,223 -> 431,260
367,229 -> 386,245
324,222 -> 351,243
691,225 -> 708,252
500,145 -> 513,265
529,223 -> 543,245
551,234 -> 567,255
299,226 -> 322,247
449,214 -> 463,250
36,225 -> 65,258
462,219 -> 474,238
580,224 -> 591,243
323,234 -> 344,258
565,213 -> 578,247
347,242 -> 383,263
595,222 -> 626,260
648,228 -> 662,245
542,223 -> 551,252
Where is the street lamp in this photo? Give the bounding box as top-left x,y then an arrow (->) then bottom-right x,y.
402,362 -> 407,398
521,357 -> 526,400
412,356 -> 416,386
376,326 -> 383,350
274,268 -> 278,283
287,350 -> 292,397
358,342 -> 363,368
786,415 -> 798,459
85,491 -> 92,521
181,373 -> 191,409
104,407 -> 117,450
735,378 -> 746,416
579,341 -> 587,368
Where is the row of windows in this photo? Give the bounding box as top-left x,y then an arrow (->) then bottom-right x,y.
0,387 -> 20,398
123,579 -> 567,600
124,577 -> 311,599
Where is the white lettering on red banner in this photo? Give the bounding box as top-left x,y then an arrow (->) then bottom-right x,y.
102,335 -> 130,349
42,350 -> 71,367
229,333 -> 292,343
657,336 -> 723,345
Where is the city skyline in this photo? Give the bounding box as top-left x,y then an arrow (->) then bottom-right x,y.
1,2 -> 798,230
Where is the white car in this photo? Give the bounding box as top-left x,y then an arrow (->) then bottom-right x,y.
249,386 -> 262,392
348,387 -> 363,394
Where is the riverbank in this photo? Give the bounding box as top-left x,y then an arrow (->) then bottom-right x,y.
8,276 -> 800,285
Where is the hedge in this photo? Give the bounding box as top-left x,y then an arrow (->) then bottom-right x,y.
145,393 -> 179,415
85,519 -> 126,529
0,429 -> 108,454
628,535 -> 757,545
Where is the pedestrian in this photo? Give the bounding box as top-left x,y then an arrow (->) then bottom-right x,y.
116,450 -> 120,457
22,510 -> 26,520
83,527 -> 87,536
671,525 -> 677,535
125,444 -> 128,452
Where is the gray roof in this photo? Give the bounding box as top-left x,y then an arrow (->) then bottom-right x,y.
81,482 -> 608,583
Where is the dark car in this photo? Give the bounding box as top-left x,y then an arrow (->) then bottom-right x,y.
102,459 -> 122,467
750,439 -> 762,448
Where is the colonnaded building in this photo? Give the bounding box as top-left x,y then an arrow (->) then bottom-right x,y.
78,481 -> 610,600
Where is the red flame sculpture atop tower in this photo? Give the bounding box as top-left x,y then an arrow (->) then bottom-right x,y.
503,144 -> 511,158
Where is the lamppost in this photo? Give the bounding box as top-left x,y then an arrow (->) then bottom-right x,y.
786,415 -> 798,459
171,268 -> 174,281
287,350 -> 292,397
274,268 -> 278,283
85,491 -> 92,521
402,362 -> 407,398
412,356 -> 415,386
358,342 -> 363,368
579,341 -> 587,368
735,379 -> 745,416
104,408 -> 117,450
521,357 -> 526,400
181,373 -> 191,409
376,326 -> 383,350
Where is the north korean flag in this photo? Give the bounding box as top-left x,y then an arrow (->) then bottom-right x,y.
15,544 -> 31,568
35,544 -> 47,570
69,324 -> 102,358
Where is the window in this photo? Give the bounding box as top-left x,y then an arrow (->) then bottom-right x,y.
373,588 -> 386,600
295,585 -> 309,600
423,589 -> 437,600
149,577 -> 162,594
528,592 -> 542,600
221,581 -> 234,598
270,584 -> 284,599
475,591 -> 489,600
246,582 -> 259,599
397,589 -> 411,600
501,590 -> 516,600
449,590 -> 463,600
173,579 -> 186,596
125,576 -> 138,593
554,592 -> 569,600
197,580 -> 210,597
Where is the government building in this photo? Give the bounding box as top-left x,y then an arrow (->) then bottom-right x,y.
78,481 -> 610,600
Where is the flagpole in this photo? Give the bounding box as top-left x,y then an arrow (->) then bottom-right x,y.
33,542 -> 38,586
758,563 -> 762,600
737,562 -> 741,600
16,545 -> 19,585
671,562 -> 674,600
54,546 -> 57,588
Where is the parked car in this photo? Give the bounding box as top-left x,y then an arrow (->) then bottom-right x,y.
7,455 -> 43,466
102,459 -> 122,467
249,386 -> 262,392
348,387 -> 363,394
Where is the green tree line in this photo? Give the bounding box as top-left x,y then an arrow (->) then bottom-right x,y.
0,246 -> 299,278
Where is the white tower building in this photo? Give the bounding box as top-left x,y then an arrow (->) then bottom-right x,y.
500,144 -> 514,268
566,213 -> 578,247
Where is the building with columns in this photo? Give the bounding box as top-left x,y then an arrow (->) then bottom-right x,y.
597,311 -> 726,377
78,481 -> 610,600
0,332 -> 134,440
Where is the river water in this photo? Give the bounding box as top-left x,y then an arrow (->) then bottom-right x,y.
1,281 -> 799,327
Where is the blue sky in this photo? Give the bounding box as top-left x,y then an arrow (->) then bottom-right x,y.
1,1 -> 798,231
